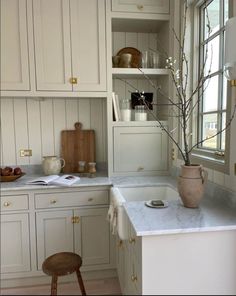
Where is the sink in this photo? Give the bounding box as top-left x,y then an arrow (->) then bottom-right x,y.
110,185 -> 179,240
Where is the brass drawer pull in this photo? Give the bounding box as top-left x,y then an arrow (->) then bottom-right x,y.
50,200 -> 57,204
137,166 -> 144,172
3,201 -> 11,207
137,5 -> 143,10
69,77 -> 78,84
88,198 -> 93,202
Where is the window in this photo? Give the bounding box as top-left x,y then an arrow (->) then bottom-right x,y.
198,0 -> 229,154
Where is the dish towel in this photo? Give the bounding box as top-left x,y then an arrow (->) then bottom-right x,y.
107,200 -> 118,235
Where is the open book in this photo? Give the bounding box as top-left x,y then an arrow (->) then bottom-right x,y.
26,174 -> 80,186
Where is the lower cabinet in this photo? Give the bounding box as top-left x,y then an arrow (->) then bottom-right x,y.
1,213 -> 31,273
36,207 -> 110,270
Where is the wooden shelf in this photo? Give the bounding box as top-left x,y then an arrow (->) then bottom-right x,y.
112,68 -> 169,79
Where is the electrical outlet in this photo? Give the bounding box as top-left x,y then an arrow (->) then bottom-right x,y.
20,149 -> 32,157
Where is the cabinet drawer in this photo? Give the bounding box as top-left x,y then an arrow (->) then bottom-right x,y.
35,190 -> 109,209
112,0 -> 169,14
1,195 -> 29,211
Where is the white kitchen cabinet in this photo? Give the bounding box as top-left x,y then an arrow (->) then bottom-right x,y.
113,125 -> 168,175
111,0 -> 169,14
0,194 -> 31,274
33,0 -> 106,92
0,0 -> 30,91
35,189 -> 110,270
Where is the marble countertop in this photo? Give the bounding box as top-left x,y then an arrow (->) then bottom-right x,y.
0,172 -> 112,191
124,198 -> 236,236
1,173 -> 236,237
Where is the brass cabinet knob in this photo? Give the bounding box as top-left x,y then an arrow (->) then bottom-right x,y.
131,275 -> 137,282
69,77 -> 78,84
118,240 -> 123,248
88,198 -> 93,202
72,216 -> 80,223
3,201 -> 11,207
50,200 -> 57,204
137,166 -> 144,172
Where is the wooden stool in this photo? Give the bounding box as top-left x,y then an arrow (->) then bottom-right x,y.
42,252 -> 86,296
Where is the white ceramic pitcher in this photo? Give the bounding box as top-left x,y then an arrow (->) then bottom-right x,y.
42,156 -> 65,175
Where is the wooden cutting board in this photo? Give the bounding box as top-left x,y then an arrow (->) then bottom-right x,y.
60,122 -> 95,173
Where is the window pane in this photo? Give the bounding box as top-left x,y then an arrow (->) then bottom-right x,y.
222,75 -> 227,109
221,112 -> 226,150
204,0 -> 220,39
202,113 -> 218,149
203,76 -> 218,112
224,0 -> 229,23
204,36 -> 219,76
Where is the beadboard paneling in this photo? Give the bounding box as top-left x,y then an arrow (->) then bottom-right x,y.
0,98 -> 107,166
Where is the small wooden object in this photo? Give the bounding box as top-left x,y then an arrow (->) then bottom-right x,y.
42,252 -> 86,296
61,122 -> 95,173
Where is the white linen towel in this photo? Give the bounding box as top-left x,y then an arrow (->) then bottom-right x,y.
107,199 -> 118,235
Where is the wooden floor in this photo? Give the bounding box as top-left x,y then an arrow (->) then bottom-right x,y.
0,277 -> 122,295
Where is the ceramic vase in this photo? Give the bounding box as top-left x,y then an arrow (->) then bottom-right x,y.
177,164 -> 208,208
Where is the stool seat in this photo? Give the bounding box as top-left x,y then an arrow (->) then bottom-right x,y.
42,252 -> 82,276
42,252 -> 86,295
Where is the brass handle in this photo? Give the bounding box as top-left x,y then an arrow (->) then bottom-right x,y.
129,237 -> 135,244
50,200 -> 57,204
3,201 -> 11,207
72,216 -> 80,223
214,151 -> 225,157
131,275 -> 137,282
88,198 -> 93,202
137,4 -> 143,10
69,77 -> 78,84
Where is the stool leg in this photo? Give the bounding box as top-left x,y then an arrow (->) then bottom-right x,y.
76,268 -> 86,296
51,275 -> 58,296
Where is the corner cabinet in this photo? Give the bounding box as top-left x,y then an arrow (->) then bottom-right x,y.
32,0 -> 106,92
34,189 -> 111,271
113,124 -> 168,175
0,0 -> 30,91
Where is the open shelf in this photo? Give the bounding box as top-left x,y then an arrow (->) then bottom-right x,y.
111,120 -> 167,127
112,68 -> 169,79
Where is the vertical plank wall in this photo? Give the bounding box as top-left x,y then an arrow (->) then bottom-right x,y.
0,98 -> 107,166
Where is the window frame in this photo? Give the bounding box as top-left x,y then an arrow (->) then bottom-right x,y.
190,0 -> 233,174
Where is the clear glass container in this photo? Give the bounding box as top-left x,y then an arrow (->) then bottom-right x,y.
120,99 -> 132,121
134,105 -> 147,121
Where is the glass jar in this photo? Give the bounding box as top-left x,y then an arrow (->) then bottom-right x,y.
120,99 -> 132,121
134,105 -> 147,121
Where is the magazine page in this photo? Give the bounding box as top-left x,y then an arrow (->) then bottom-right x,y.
26,175 -> 59,185
51,175 -> 80,186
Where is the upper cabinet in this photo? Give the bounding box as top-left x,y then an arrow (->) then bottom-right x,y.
111,0 -> 169,14
33,0 -> 106,92
0,0 -> 30,91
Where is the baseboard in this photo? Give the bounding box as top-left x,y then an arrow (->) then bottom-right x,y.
0,269 -> 117,289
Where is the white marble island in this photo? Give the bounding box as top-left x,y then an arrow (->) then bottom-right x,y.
113,180 -> 236,295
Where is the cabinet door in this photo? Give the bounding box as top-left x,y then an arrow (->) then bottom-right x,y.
1,213 -> 30,273
32,0 -> 72,91
111,0 -> 169,14
36,210 -> 74,269
70,0 -> 106,91
74,207 -> 110,266
114,126 -> 168,173
0,0 -> 30,90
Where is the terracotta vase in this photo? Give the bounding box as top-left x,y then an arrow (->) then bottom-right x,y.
177,164 -> 208,208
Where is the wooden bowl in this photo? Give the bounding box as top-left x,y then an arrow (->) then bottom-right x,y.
0,173 -> 25,182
